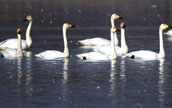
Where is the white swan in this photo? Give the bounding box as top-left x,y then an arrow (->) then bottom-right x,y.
78,13 -> 122,46
126,24 -> 171,60
0,15 -> 32,50
76,27 -> 118,60
94,22 -> 128,56
0,28 -> 23,58
35,23 -> 75,59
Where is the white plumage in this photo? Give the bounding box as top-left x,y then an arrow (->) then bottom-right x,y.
76,27 -> 118,60
35,23 -> 75,59
93,22 -> 128,56
0,15 -> 32,50
78,13 -> 122,46
1,28 -> 23,58
126,24 -> 171,60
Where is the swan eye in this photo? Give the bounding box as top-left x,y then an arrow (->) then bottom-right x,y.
164,24 -> 169,28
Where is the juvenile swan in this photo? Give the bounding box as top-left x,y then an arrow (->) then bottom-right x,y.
126,24 -> 171,60
35,23 -> 75,59
0,15 -> 32,50
78,13 -> 122,46
94,22 -> 128,56
0,28 -> 23,58
76,27 -> 118,60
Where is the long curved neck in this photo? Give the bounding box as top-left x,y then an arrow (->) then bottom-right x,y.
111,17 -> 115,27
26,21 -> 32,47
121,28 -> 128,55
113,31 -> 118,46
158,28 -> 165,58
110,31 -> 117,60
17,35 -> 23,57
63,27 -> 69,57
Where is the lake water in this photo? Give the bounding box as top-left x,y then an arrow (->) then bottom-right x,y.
1,0 -> 172,108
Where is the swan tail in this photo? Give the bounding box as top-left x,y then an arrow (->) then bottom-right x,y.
126,53 -> 135,59
35,54 -> 41,58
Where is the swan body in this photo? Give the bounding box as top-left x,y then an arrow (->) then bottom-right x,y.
35,50 -> 65,59
164,30 -> 172,36
94,22 -> 128,56
78,38 -> 110,46
0,15 -> 32,50
78,13 -> 122,46
35,23 -> 74,59
126,24 -> 170,60
76,27 -> 118,60
1,28 -> 23,58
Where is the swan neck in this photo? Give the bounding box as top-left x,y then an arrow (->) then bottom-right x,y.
113,32 -> 118,46
17,34 -> 23,57
63,27 -> 69,57
26,21 -> 32,47
158,28 -> 165,58
111,17 -> 115,27
110,31 -> 117,59
121,28 -> 128,54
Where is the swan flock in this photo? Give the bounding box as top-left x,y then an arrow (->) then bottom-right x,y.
0,14 -> 171,61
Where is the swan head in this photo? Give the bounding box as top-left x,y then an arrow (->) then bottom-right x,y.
63,23 -> 75,29
160,24 -> 172,30
111,13 -> 123,20
111,27 -> 120,33
25,15 -> 32,21
17,28 -> 21,35
120,22 -> 126,28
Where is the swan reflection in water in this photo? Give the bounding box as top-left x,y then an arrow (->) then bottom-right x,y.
61,58 -> 69,104
25,51 -> 33,96
17,57 -> 22,108
17,52 -> 33,107
158,59 -> 165,107
109,57 -> 127,99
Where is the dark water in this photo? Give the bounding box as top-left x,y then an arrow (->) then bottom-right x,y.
1,0 -> 172,108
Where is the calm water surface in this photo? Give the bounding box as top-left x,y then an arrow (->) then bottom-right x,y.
1,0 -> 172,108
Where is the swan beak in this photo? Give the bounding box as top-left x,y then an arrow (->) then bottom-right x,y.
118,17 -> 123,19
117,29 -> 120,32
68,24 -> 76,28
168,26 -> 172,28
17,28 -> 21,34
24,16 -> 30,21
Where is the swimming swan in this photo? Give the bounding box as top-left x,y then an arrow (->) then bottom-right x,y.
0,15 -> 32,50
35,23 -> 75,59
0,28 -> 23,58
78,13 -> 122,46
76,27 -> 118,60
93,22 -> 128,56
126,24 -> 171,60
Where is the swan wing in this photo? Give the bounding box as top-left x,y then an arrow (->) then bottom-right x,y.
0,38 -> 28,50
0,49 -> 17,58
35,50 -> 64,59
126,50 -> 158,60
93,45 -> 121,55
78,38 -> 110,46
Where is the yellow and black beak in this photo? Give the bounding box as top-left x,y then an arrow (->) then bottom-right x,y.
68,24 -> 76,28
24,16 -> 30,21
113,27 -> 120,32
116,15 -> 123,19
17,28 -> 21,34
165,24 -> 172,29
